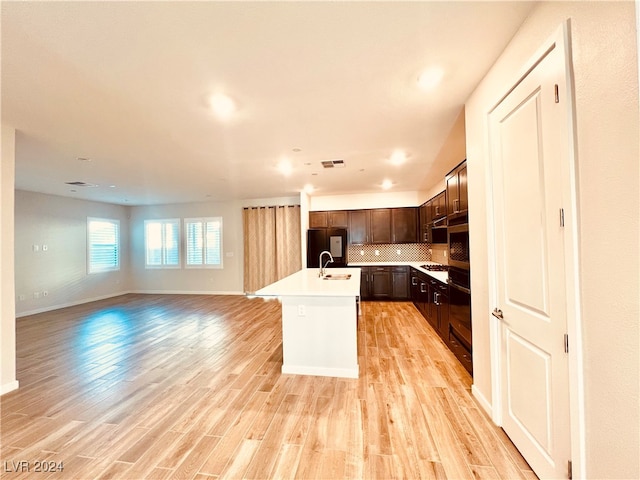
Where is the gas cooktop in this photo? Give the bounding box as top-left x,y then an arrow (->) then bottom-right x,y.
420,264 -> 449,272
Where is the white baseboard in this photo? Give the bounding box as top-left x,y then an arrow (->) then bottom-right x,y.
281,364 -> 359,379
16,291 -> 131,318
130,290 -> 245,295
472,384 -> 493,416
1,380 -> 19,396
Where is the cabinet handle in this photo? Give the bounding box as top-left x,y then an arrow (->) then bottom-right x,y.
420,283 -> 426,293
411,277 -> 418,286
454,198 -> 459,213
434,292 -> 440,305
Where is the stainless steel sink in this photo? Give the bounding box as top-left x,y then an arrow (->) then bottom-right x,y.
322,274 -> 352,280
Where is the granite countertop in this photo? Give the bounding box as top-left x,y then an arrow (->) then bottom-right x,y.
255,268 -> 362,297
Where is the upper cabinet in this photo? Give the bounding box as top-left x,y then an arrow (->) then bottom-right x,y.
370,209 -> 392,243
391,207 -> 418,243
446,160 -> 468,224
309,210 -> 349,229
431,191 -> 447,222
345,207 -> 417,244
348,210 -> 369,244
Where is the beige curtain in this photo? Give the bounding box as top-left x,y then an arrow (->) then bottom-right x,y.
243,205 -> 301,293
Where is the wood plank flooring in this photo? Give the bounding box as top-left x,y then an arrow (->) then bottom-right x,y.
1,294 -> 535,479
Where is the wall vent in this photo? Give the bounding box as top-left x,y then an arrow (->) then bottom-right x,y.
65,181 -> 98,187
321,159 -> 345,168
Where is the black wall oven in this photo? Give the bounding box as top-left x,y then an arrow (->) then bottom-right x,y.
447,265 -> 472,374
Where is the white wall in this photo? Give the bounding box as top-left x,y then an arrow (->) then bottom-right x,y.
310,191 -> 422,211
1,125 -> 18,395
14,190 -> 131,317
466,2 -> 639,479
129,200 -> 244,294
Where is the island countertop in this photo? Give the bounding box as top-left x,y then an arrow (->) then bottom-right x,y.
255,268 -> 361,297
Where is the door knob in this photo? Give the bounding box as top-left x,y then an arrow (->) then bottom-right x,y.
492,308 -> 504,320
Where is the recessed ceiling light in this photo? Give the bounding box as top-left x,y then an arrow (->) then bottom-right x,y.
77,157 -> 91,162
209,93 -> 236,119
109,185 -> 116,188
293,148 -> 302,153
381,179 -> 393,190
417,67 -> 444,90
278,159 -> 293,176
390,150 -> 407,166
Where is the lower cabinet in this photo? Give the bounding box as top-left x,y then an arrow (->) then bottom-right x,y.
359,265 -> 409,300
410,267 -> 471,375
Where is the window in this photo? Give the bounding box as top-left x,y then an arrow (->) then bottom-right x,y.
88,217 -> 120,273
144,219 -> 180,268
185,217 -> 223,268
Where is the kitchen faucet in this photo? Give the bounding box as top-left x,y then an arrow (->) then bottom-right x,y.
319,250 -> 334,277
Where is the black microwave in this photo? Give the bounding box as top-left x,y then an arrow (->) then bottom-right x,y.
448,223 -> 469,270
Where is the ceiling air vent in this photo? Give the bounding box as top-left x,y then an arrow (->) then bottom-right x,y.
65,181 -> 98,187
321,159 -> 345,169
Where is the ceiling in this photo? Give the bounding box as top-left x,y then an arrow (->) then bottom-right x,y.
1,1 -> 534,206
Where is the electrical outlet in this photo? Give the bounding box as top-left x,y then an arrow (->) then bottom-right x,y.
42,245 -> 48,251
444,250 -> 447,258
32,244 -> 39,252
375,249 -> 380,256
360,250 -> 364,256
297,305 -> 306,316
396,249 -> 401,255
18,294 -> 26,301
33,292 -> 40,299
42,290 -> 49,297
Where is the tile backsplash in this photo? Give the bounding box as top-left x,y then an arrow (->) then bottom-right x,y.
347,243 -> 430,263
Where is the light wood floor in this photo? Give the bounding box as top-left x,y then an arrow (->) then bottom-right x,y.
1,294 -> 535,479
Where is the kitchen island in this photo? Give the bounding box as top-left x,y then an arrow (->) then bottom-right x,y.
255,268 -> 361,378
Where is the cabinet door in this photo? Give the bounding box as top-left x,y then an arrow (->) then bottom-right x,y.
360,267 -> 371,299
446,169 -> 458,216
370,267 -> 391,298
391,208 -> 418,243
348,210 -> 369,244
328,210 -> 348,228
410,269 -> 420,303
435,284 -> 450,338
370,209 -> 392,244
433,191 -> 447,220
391,267 -> 410,299
309,211 -> 328,228
419,202 -> 430,243
458,164 -> 468,214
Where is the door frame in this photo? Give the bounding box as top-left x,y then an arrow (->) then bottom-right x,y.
485,21 -> 586,478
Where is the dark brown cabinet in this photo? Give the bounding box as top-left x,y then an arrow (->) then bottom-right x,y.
431,191 -> 447,222
419,202 -> 430,243
446,160 -> 468,224
391,208 -> 418,243
360,267 -> 371,299
347,207 -> 418,245
309,210 -> 348,229
309,211 -> 328,228
369,209 -> 392,244
348,210 -> 369,244
391,266 -> 410,299
370,267 -> 392,299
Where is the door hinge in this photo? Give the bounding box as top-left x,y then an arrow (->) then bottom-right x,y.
555,84 -> 560,103
560,208 -> 565,227
568,460 -> 573,479
564,334 -> 569,353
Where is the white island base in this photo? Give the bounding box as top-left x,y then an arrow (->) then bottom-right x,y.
255,268 -> 360,379
281,295 -> 358,378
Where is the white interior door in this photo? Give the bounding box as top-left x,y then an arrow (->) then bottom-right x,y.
489,36 -> 572,479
